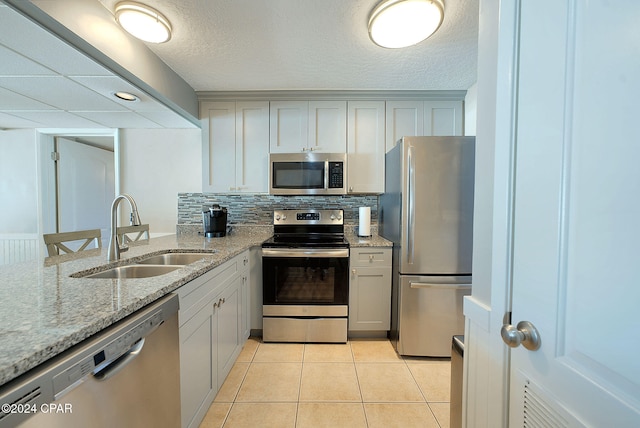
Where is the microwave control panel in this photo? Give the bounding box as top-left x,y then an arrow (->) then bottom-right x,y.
328,162 -> 344,188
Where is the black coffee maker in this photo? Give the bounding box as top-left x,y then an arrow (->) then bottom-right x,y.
202,204 -> 228,237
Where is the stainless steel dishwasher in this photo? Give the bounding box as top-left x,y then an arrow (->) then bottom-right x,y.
0,294 -> 180,428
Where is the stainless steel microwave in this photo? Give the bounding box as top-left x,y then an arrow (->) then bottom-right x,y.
269,152 -> 347,195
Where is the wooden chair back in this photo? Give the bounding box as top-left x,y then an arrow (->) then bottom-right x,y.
117,224 -> 150,244
43,229 -> 102,256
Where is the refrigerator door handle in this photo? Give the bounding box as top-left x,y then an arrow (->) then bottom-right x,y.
407,146 -> 415,265
409,282 -> 472,290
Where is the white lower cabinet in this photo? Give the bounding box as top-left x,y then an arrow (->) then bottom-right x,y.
348,248 -> 392,332
178,250 -> 250,428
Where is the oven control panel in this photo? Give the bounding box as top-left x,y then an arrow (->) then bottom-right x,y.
297,212 -> 320,221
274,209 -> 343,225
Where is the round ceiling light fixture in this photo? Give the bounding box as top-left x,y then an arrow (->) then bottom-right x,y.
113,91 -> 139,102
368,0 -> 444,49
115,1 -> 172,43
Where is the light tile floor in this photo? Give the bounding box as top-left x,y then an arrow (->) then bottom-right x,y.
199,338 -> 451,428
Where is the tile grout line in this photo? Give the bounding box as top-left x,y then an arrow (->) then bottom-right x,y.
349,341 -> 372,427
220,339 -> 258,427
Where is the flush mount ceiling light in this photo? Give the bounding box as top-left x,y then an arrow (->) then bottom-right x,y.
115,1 -> 172,43
113,91 -> 139,102
368,0 -> 444,49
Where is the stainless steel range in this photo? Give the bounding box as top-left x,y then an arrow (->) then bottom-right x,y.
262,209 -> 349,343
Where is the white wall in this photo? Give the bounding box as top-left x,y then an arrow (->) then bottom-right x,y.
119,129 -> 201,235
465,82 -> 478,136
1,128 -> 201,238
0,129 -> 38,234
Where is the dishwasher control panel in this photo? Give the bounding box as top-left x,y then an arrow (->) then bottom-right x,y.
52,310 -> 164,397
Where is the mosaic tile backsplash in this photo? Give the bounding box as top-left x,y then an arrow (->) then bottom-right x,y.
178,193 -> 379,226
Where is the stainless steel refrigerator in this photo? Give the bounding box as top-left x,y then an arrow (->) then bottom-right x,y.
379,136 -> 475,357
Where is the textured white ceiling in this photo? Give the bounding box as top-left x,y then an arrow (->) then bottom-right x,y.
0,4 -> 196,129
0,0 -> 478,129
98,0 -> 479,91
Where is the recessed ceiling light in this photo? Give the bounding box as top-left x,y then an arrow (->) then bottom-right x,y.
368,0 -> 444,49
113,91 -> 139,102
114,1 -> 172,44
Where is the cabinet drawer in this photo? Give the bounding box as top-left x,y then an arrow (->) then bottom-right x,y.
350,248 -> 391,267
178,258 -> 240,324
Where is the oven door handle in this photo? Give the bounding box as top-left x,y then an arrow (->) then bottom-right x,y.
262,248 -> 349,258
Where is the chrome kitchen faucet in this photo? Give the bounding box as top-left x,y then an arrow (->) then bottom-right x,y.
107,194 -> 142,261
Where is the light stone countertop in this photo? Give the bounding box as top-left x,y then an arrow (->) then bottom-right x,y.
0,226 -> 391,388
345,231 -> 393,248
0,227 -> 272,387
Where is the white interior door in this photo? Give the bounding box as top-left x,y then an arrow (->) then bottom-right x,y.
56,137 -> 114,248
507,1 -> 640,426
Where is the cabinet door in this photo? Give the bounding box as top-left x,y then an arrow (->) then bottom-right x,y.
423,100 -> 463,136
180,302 -> 216,428
201,101 -> 236,192
269,101 -> 309,153
235,102 -> 269,192
347,101 -> 385,194
214,275 -> 243,388
349,266 -> 392,331
385,101 -> 424,152
308,101 -> 346,152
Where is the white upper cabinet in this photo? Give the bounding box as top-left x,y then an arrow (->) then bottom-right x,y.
347,101 -> 386,194
269,101 -> 308,153
200,93 -> 465,195
201,101 -> 269,193
424,100 -> 463,136
386,100 -> 464,152
308,101 -> 347,152
385,101 -> 424,152
270,100 -> 346,153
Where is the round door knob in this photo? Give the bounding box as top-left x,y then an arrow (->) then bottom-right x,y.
330,215 -> 336,220
282,215 -> 287,220
501,320 -> 541,351
275,214 -> 281,221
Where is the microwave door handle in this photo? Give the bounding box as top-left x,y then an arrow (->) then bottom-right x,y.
324,160 -> 329,190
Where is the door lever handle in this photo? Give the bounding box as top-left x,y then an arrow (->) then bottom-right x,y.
501,320 -> 541,351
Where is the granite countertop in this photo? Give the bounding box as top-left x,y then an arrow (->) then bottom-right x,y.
0,225 -> 391,388
345,229 -> 393,248
0,227 -> 272,388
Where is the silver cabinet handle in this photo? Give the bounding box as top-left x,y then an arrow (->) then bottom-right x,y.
501,320 -> 541,351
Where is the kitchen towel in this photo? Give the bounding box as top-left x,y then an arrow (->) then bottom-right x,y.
358,206 -> 371,237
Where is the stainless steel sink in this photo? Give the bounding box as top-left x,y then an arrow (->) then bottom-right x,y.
84,264 -> 182,279
138,252 -> 215,265
75,251 -> 216,279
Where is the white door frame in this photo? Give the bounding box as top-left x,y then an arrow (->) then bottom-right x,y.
462,0 -> 522,426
